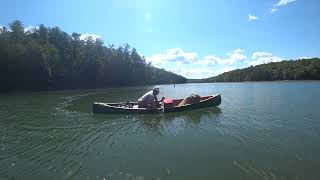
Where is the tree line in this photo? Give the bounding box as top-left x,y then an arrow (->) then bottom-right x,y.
206,58 -> 320,82
0,20 -> 186,92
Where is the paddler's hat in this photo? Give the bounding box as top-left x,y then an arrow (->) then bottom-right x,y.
153,86 -> 160,93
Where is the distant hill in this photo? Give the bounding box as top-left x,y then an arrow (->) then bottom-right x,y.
186,79 -> 207,83
206,58 -> 320,82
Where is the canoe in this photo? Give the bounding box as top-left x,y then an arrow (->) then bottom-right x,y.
92,94 -> 221,114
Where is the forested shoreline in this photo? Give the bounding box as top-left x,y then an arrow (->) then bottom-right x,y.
0,20 -> 186,92
206,58 -> 320,82
1,20 -> 319,92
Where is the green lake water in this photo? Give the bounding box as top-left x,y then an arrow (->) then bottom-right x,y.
1,82 -> 320,180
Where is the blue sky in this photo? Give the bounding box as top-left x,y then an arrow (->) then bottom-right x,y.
1,0 -> 320,78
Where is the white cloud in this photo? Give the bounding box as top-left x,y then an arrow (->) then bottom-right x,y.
0,25 -> 3,34
249,51 -> 283,66
251,0 -> 296,18
270,0 -> 296,14
270,8 -> 278,13
275,0 -> 296,7
148,48 -> 246,67
24,25 -> 39,33
196,56 -> 222,65
196,49 -> 246,66
147,48 -> 248,78
300,56 -> 313,59
146,48 -> 290,78
79,33 -> 102,41
248,14 -> 258,21
227,49 -> 247,64
147,48 -> 249,78
249,56 -> 282,66
146,48 -> 198,65
251,52 -> 273,60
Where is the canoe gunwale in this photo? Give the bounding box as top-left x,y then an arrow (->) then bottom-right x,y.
93,94 -> 221,114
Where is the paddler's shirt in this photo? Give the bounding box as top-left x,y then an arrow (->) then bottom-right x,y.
138,91 -> 158,104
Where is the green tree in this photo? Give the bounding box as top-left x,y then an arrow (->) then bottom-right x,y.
0,20 -> 186,92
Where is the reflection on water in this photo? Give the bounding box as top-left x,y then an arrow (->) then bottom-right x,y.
162,107 -> 222,123
142,108 -> 222,138
93,107 -> 222,136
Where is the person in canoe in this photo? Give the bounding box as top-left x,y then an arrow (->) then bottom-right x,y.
138,86 -> 161,109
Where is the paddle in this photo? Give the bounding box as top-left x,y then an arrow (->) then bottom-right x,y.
160,97 -> 165,113
161,101 -> 165,113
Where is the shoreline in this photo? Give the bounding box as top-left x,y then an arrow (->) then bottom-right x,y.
1,80 -> 320,95
186,80 -> 320,84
